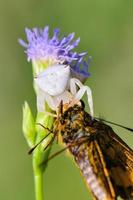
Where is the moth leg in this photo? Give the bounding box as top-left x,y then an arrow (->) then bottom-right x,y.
43,133 -> 56,151
70,78 -> 94,117
40,136 -> 90,166
28,131 -> 52,154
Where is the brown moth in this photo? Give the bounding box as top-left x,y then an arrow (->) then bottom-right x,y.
52,100 -> 133,200
30,100 -> 133,200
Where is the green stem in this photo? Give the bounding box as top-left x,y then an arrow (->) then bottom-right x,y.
32,108 -> 54,200
33,163 -> 44,200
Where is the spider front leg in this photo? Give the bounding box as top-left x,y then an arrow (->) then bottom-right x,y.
37,89 -> 57,117
70,78 -> 94,117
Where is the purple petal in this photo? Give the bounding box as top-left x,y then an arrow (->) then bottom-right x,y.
19,26 -> 91,81
43,26 -> 49,40
18,39 -> 28,48
25,28 -> 34,43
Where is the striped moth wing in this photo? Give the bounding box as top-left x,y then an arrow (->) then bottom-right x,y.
57,102 -> 133,200
97,125 -> 133,199
73,120 -> 133,200
73,139 -> 116,200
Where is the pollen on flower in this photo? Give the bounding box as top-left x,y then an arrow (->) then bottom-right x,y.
19,26 -> 91,80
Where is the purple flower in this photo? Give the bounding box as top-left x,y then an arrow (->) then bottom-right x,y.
71,57 -> 91,82
19,26 -> 91,80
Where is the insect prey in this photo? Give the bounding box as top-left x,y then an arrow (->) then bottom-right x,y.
52,100 -> 133,200
30,100 -> 133,200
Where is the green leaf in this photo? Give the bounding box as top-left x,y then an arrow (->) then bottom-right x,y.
22,101 -> 36,147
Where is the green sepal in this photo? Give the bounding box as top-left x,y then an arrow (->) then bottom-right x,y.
22,101 -> 36,147
33,112 -> 54,172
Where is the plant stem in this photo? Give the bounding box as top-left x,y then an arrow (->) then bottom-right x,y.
33,163 -> 44,200
32,110 -> 54,200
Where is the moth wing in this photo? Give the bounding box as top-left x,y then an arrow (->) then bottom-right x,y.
98,127 -> 133,199
75,140 -> 116,200
88,140 -> 116,200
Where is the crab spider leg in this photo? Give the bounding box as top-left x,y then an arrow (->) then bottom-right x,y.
70,78 -> 94,117
37,90 -> 46,112
37,90 -> 57,117
75,87 -> 93,117
70,78 -> 77,95
44,93 -> 57,110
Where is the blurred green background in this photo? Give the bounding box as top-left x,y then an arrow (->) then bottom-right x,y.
0,0 -> 133,199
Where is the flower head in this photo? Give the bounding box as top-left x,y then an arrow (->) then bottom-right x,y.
19,26 -> 85,65
19,26 -> 91,81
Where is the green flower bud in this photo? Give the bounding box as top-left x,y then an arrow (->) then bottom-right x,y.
22,101 -> 36,147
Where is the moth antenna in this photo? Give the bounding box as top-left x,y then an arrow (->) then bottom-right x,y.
95,117 -> 133,132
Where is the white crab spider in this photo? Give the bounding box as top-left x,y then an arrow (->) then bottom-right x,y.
35,64 -> 94,117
